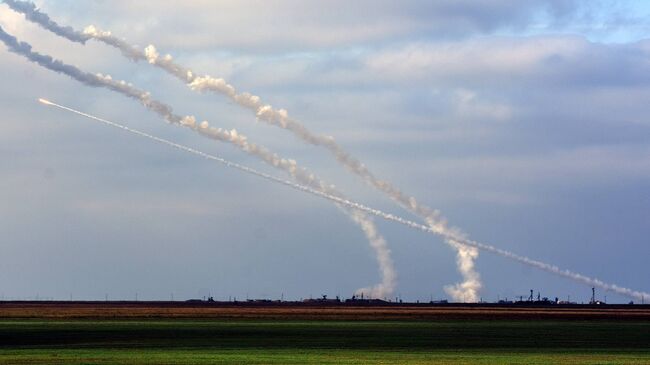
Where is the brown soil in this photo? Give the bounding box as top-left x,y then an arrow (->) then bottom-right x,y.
2,302 -> 650,320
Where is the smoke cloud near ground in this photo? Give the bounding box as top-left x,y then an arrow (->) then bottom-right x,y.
0,24 -> 395,299
40,98 -> 650,303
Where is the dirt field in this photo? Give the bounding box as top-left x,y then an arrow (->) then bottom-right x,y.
2,301 -> 650,320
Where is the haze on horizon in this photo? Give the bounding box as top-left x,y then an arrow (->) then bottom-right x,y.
1,0 -> 649,303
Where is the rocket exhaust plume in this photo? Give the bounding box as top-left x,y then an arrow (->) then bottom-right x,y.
38,98 -> 53,105
0,24 -> 394,298
39,98 -> 650,303
7,1 -> 478,301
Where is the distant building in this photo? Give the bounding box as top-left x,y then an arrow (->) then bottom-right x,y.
303,295 -> 340,304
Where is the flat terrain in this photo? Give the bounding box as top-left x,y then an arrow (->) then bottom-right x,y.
1,302 -> 649,364
2,301 -> 650,320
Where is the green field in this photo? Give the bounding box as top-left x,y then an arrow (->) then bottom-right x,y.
1,320 -> 649,364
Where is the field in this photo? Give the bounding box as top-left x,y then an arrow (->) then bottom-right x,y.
1,302 -> 650,364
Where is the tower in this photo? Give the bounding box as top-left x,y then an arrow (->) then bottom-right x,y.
591,287 -> 596,304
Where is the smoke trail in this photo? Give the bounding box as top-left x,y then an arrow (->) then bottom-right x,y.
187,63 -> 484,301
88,22 -> 479,302
185,67 -> 483,300
39,98 -> 650,302
0,25 -> 395,298
2,0 -> 90,43
1,0 -> 474,300
350,209 -> 396,298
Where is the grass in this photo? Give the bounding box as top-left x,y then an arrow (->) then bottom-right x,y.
1,320 -> 650,364
2,349 -> 650,365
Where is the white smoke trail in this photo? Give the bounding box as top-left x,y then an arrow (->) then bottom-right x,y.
3,0 -> 476,300
87,21 -> 478,302
108,40 -> 481,302
187,65 -> 483,301
39,98 -> 650,303
0,25 -> 395,298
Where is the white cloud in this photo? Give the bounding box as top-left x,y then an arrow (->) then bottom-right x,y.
0,4 -> 26,34
365,36 -> 588,83
452,89 -> 513,123
26,0 -> 582,52
428,145 -> 650,187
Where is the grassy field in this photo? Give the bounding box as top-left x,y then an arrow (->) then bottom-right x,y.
1,319 -> 650,364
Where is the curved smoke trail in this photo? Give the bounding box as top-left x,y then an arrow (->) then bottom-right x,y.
2,0 -> 479,301
88,26 -> 481,303
0,24 -> 396,298
39,98 -> 650,303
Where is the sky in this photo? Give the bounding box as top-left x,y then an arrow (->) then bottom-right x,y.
1,0 -> 649,303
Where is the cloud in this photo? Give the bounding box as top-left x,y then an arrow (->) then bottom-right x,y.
365,36 -> 580,84
363,36 -> 650,89
19,0 -> 581,52
433,144 -> 650,187
0,3 -> 25,34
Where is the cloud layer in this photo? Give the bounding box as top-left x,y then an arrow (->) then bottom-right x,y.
0,0 -> 649,302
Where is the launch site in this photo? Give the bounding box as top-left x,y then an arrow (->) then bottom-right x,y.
1,0 -> 649,363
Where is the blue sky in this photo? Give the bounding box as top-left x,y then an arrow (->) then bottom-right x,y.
1,0 -> 649,302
